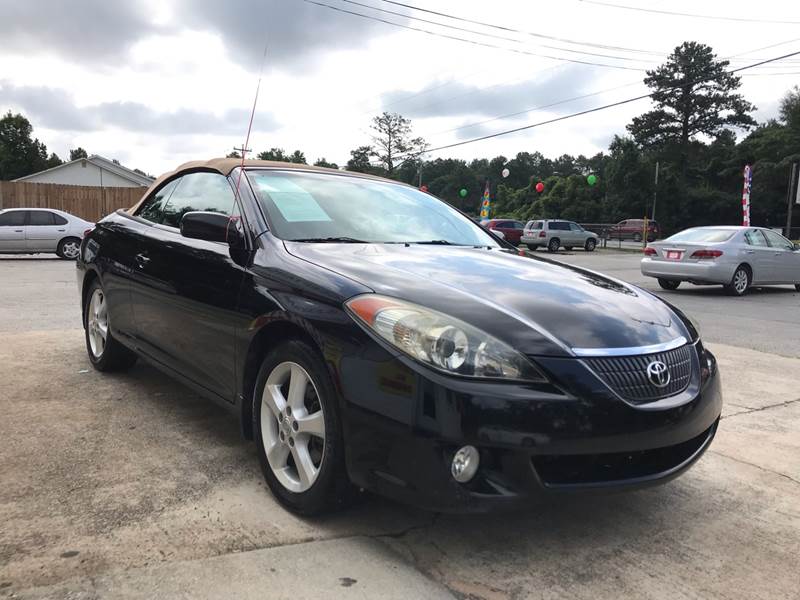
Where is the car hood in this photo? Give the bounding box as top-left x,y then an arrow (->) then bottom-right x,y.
286,243 -> 690,357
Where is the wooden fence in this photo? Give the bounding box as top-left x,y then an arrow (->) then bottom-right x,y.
0,181 -> 148,222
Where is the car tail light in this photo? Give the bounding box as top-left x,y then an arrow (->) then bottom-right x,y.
643,246 -> 657,256
691,249 -> 723,259
539,231 -> 546,238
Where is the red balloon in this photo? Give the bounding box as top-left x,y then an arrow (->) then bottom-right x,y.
535,182 -> 544,193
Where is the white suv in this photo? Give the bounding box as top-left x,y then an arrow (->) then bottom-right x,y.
520,219 -> 599,253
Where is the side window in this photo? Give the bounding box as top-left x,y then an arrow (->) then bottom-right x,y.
0,211 -> 27,226
28,211 -> 55,226
569,222 -> 582,231
533,221 -> 543,230
161,172 -> 238,229
553,222 -> 568,231
53,213 -> 68,225
513,221 -> 525,229
763,230 -> 793,250
744,229 -> 768,247
137,179 -> 180,224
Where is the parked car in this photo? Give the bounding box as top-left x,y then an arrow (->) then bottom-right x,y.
520,219 -> 599,252
607,218 -> 660,242
77,159 -> 721,515
481,219 -> 525,244
641,226 -> 800,296
0,208 -> 93,259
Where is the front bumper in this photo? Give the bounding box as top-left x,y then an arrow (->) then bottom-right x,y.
337,340 -> 722,513
641,258 -> 735,284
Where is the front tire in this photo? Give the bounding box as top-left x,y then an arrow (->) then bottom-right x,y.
84,280 -> 137,371
658,278 -> 680,291
254,340 -> 352,515
547,238 -> 560,253
724,266 -> 751,296
633,232 -> 643,243
584,238 -> 597,252
57,237 -> 81,260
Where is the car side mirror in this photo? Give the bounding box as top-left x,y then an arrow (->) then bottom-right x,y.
180,211 -> 244,247
794,243 -> 800,251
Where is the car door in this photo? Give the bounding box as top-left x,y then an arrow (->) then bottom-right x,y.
25,210 -> 67,252
127,171 -> 246,402
567,222 -> 584,245
0,210 -> 28,251
762,229 -> 800,283
742,229 -> 773,283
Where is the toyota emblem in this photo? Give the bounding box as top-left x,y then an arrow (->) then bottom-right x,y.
646,360 -> 671,388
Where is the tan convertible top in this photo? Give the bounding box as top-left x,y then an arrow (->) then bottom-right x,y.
128,158 -> 402,214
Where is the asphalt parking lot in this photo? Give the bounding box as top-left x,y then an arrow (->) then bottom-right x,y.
1,252 -> 799,599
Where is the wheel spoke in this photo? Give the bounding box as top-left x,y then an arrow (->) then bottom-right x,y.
287,365 -> 309,410
296,410 -> 325,440
263,385 -> 287,419
266,441 -> 290,470
291,441 -> 318,487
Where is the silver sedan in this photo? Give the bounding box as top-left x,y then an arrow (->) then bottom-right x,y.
641,226 -> 800,296
0,208 -> 93,259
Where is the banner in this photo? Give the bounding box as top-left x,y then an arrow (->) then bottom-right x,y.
479,180 -> 492,219
741,165 -> 752,226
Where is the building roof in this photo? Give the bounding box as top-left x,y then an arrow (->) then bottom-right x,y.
14,154 -> 155,186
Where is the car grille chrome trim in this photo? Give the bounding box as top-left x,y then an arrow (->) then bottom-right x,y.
583,344 -> 694,404
571,336 -> 687,357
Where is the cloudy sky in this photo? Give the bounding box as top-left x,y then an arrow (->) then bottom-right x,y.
1,0 -> 799,175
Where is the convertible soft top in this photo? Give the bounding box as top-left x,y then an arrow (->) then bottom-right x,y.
128,158 -> 400,214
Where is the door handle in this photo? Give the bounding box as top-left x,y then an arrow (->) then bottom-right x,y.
135,253 -> 150,268
57,229 -> 66,232
744,250 -> 754,254
14,229 -> 23,233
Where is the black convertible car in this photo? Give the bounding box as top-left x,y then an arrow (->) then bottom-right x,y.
77,159 -> 722,515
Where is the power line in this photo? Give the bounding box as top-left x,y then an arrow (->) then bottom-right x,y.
303,0 -> 646,71
377,0 -> 665,56
339,0 -> 650,63
578,0 -> 800,25
391,49 -> 800,160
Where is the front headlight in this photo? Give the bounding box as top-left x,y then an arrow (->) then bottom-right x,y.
346,294 -> 547,382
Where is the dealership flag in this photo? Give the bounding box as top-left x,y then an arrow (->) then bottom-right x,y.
742,165 -> 752,226
479,181 -> 492,219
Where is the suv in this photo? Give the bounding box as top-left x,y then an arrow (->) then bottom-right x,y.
482,219 -> 525,244
520,220 -> 599,252
607,219 -> 660,242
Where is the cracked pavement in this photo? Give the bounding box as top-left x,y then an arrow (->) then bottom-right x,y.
1,256 -> 798,599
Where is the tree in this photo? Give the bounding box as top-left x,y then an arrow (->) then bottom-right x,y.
45,153 -> 63,168
779,85 -> 800,131
346,145 -> 378,174
226,150 -> 241,158
313,158 -> 339,169
256,147 -> 306,164
628,42 -> 755,176
0,111 -> 49,180
369,112 -> 426,174
69,147 -> 88,161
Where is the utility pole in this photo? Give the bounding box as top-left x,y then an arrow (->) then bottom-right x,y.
232,145 -> 251,157
651,161 -> 659,221
787,161 -> 799,237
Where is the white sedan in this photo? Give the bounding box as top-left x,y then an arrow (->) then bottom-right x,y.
641,226 -> 800,296
0,208 -> 93,260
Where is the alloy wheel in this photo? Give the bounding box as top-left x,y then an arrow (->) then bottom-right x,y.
62,240 -> 80,259
260,362 -> 326,493
87,288 -> 108,358
733,269 -> 749,294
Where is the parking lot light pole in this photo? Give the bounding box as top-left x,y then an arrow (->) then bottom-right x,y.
651,161 -> 659,221
787,162 -> 798,238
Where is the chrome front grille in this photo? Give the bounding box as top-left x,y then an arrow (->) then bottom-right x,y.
584,344 -> 694,404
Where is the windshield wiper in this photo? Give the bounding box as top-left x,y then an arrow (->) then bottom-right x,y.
409,239 -> 455,245
290,236 -> 369,243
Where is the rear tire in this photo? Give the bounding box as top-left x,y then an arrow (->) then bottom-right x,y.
584,238 -> 597,252
658,279 -> 680,291
795,284 -> 799,291
57,237 -> 81,260
724,266 -> 751,296
254,339 -> 353,515
84,280 -> 138,371
633,232 -> 643,243
547,238 -> 560,253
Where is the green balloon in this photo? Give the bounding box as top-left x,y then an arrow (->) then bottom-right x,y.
459,188 -> 468,198
587,174 -> 597,186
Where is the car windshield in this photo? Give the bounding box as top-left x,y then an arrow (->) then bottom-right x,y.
247,170 -> 499,246
666,228 -> 737,243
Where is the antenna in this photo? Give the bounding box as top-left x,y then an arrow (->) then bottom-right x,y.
233,41 -> 270,201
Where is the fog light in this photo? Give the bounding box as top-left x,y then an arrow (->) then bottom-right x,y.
451,445 -> 479,483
